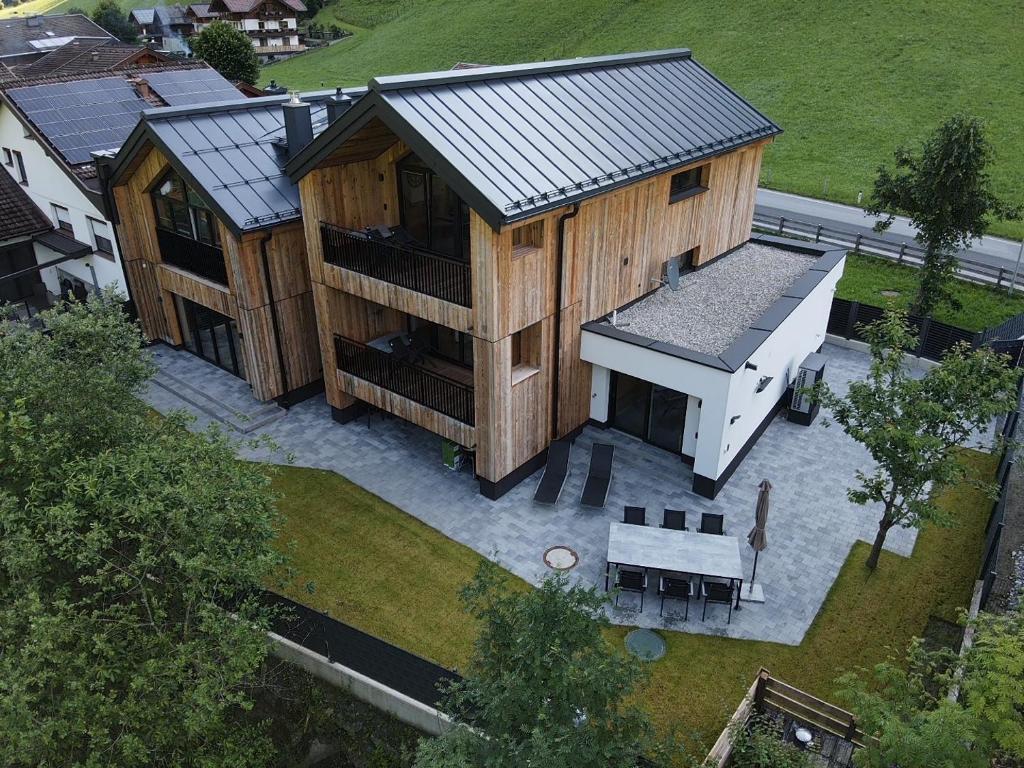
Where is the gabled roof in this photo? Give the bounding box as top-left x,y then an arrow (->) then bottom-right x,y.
287,49 -> 781,230
13,39 -> 172,80
208,0 -> 306,14
0,166 -> 52,241
130,8 -> 156,25
186,3 -> 221,19
108,88 -> 364,236
0,14 -> 113,60
0,63 -> 247,205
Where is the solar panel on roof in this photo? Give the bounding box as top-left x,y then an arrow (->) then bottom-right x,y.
144,69 -> 245,107
6,77 -> 150,165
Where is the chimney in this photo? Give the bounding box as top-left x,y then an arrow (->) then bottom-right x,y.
282,91 -> 312,159
326,87 -> 352,124
26,15 -> 42,27
129,77 -> 152,100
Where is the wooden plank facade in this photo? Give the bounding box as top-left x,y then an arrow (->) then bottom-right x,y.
111,143 -> 322,402
299,126 -> 768,495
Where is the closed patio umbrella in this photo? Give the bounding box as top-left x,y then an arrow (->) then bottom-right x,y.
746,479 -> 771,598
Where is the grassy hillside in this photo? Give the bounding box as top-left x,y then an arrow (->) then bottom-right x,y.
0,0 -> 159,19
263,0 -> 1024,239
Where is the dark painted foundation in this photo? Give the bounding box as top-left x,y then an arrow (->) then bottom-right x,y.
331,401 -> 368,424
691,391 -> 790,500
276,378 -> 325,408
478,422 -> 589,500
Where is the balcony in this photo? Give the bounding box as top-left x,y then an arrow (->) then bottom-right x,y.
334,334 -> 475,426
321,222 -> 472,308
156,228 -> 228,286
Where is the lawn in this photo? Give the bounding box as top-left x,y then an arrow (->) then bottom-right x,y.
258,0 -> 1024,241
271,448 -> 995,748
836,253 -> 1024,331
0,0 -> 158,19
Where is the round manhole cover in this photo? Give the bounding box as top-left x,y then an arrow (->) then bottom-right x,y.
624,629 -> 666,661
543,545 -> 578,571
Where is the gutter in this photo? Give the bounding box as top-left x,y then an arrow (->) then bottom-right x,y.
259,232 -> 290,403
551,203 -> 579,440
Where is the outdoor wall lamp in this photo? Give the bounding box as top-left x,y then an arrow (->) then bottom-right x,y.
730,415 -> 741,424
744,362 -> 758,371
755,376 -> 774,393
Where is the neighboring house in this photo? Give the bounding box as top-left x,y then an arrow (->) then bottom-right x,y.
281,49 -> 844,499
0,166 -> 91,319
0,63 -> 248,302
185,3 -> 223,34
130,6 -> 194,55
205,0 -> 306,62
0,14 -> 113,68
129,9 -> 160,46
106,91 -> 342,403
8,39 -> 172,81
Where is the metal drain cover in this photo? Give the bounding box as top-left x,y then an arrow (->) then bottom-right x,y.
625,629 -> 666,661
543,545 -> 579,570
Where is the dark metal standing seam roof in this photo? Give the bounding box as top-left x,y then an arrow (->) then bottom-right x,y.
287,49 -> 781,229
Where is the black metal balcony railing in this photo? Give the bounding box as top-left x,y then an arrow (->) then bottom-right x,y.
321,222 -> 472,308
334,335 -> 475,426
157,228 -> 229,286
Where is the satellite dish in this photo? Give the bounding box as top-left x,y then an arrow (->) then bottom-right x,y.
667,256 -> 681,290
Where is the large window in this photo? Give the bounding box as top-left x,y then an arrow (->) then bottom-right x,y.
52,204 -> 73,233
397,154 -> 471,261
668,164 -> 708,204
151,170 -> 222,247
88,216 -> 114,256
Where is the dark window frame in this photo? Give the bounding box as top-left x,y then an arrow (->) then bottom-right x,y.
12,150 -> 27,185
668,164 -> 708,204
87,216 -> 114,256
2,148 -> 11,166
396,153 -> 471,262
150,169 -> 222,249
52,204 -> 73,233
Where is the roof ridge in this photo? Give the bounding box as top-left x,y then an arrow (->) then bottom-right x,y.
370,48 -> 692,92
0,60 -> 211,91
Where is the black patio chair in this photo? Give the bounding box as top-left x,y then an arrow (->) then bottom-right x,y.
659,575 -> 691,619
406,326 -> 434,367
623,506 -> 646,526
534,440 -> 572,504
698,512 -> 725,535
701,578 -> 735,624
661,508 -> 687,531
388,335 -> 412,362
580,443 -> 614,508
614,566 -> 647,611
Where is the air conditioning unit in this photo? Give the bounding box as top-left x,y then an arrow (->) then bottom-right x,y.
788,353 -> 826,426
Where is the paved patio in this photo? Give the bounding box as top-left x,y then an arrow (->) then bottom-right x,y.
141,342 -> 992,645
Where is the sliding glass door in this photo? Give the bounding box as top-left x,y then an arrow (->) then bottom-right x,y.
610,373 -> 688,454
175,295 -> 245,379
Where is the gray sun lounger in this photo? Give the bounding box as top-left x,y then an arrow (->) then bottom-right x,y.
533,439 -> 571,504
580,443 -> 614,508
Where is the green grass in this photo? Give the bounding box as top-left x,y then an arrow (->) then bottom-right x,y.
836,253 -> 1024,331
259,0 -> 1024,241
271,449 -> 994,747
0,0 -> 158,19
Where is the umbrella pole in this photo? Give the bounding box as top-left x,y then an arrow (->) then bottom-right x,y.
750,549 -> 760,585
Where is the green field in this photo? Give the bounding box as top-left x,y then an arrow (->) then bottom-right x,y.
0,0 -> 159,19
260,0 -> 1024,240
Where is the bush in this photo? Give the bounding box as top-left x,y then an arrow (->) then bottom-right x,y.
728,715 -> 815,768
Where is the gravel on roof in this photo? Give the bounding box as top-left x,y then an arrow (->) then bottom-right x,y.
612,242 -> 815,355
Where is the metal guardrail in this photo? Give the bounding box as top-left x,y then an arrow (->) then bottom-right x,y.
156,227 -> 228,286
334,334 -> 475,426
753,212 -> 1024,292
321,222 -> 472,308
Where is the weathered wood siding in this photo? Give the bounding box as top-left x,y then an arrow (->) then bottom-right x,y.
111,142 -> 320,402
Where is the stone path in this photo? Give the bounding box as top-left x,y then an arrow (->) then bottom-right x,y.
141,343 -> 993,646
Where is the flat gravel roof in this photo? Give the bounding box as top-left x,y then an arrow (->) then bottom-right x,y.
612,242 -> 815,355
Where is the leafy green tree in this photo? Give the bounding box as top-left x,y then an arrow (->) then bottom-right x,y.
413,563 -> 671,768
867,115 -> 1021,317
192,20 -> 260,85
91,0 -> 137,42
0,294 -> 285,767
811,308 -> 1017,570
961,608 -> 1024,756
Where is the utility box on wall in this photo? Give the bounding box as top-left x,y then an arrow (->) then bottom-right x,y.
788,353 -> 827,426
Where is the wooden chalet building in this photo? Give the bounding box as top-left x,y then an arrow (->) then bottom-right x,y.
107,93 -> 327,403
282,50 -> 846,499
205,0 -> 306,61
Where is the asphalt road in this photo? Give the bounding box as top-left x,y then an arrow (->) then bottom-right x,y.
755,189 -> 1024,272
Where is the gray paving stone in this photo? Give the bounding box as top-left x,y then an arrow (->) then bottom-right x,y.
140,344 -> 995,646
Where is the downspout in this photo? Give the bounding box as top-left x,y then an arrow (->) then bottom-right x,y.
551,203 -> 580,440
260,232 -> 291,404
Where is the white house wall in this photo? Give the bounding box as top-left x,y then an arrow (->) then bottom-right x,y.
0,105 -> 127,296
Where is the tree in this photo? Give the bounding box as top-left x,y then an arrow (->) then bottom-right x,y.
91,0 -> 137,42
961,609 -> 1024,756
414,563 -> 670,768
811,308 -> 1017,570
0,294 -> 285,766
192,20 -> 260,85
867,115 -> 1020,317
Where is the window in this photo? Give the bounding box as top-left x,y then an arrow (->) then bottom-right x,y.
151,169 -> 221,247
52,205 -> 73,233
510,321 -> 542,385
11,150 -> 27,184
511,220 -> 544,258
88,217 -> 114,256
397,154 -> 471,261
668,164 -> 707,204
2,148 -> 11,165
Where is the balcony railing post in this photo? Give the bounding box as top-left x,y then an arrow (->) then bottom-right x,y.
320,222 -> 472,308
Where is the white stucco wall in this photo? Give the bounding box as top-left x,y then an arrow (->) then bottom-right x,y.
580,253 -> 846,484
0,105 -> 127,296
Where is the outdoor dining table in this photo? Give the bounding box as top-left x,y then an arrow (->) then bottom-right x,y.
605,522 -> 745,609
